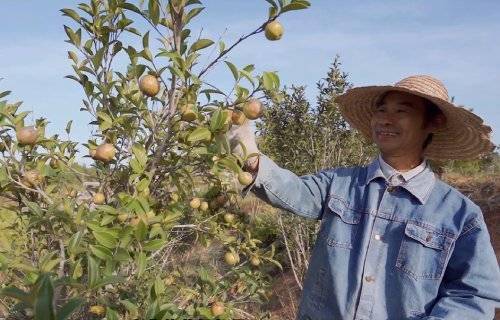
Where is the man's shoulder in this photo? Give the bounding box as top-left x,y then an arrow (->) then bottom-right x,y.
433,177 -> 481,211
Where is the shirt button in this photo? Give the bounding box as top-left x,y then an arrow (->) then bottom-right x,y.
365,275 -> 375,283
374,234 -> 381,241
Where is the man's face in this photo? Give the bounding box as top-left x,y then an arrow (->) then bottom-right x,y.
370,91 -> 433,157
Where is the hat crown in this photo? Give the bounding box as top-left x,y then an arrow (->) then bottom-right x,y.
395,75 -> 450,102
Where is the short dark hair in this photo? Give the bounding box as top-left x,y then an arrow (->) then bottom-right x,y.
422,100 -> 443,150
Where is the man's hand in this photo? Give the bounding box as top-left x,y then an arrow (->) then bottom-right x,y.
227,120 -> 260,173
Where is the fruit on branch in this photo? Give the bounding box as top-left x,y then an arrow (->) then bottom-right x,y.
223,213 -> 235,224
139,74 -> 160,97
190,197 -> 201,209
231,109 -> 247,125
211,301 -> 225,317
93,192 -> 106,205
89,305 -> 106,316
92,143 -> 116,163
16,126 -> 39,146
238,171 -> 253,186
180,103 -> 197,122
265,20 -> 284,41
224,251 -> 240,266
49,158 -> 61,169
117,213 -> 129,223
242,99 -> 263,120
250,256 -> 261,267
199,201 -> 209,211
22,170 -> 43,188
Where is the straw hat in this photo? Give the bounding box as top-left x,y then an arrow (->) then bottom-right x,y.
334,75 -> 495,160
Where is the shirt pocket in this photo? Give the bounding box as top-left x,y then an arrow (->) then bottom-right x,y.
321,196 -> 363,250
396,222 -> 453,280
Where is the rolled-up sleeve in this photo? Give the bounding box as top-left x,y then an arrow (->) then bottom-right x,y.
426,216 -> 500,319
242,154 -> 335,220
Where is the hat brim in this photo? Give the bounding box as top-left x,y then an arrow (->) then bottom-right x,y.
335,85 -> 494,160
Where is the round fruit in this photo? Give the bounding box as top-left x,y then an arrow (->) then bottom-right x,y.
130,217 -> 141,226
117,213 -> 128,222
16,126 -> 39,146
250,256 -> 261,267
231,109 -> 247,125
49,158 -> 60,169
190,197 -> 201,209
92,143 -> 116,163
265,20 -> 284,41
211,302 -> 225,317
199,201 -> 209,212
93,192 -> 106,205
224,251 -> 240,266
242,99 -> 263,120
22,170 -> 43,188
238,171 -> 253,186
139,74 -> 160,97
223,213 -> 235,224
89,305 -> 106,316
181,108 -> 197,122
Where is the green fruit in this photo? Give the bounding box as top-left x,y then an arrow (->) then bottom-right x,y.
139,74 -> 160,97
238,171 -> 254,186
224,251 -> 240,266
265,20 -> 284,41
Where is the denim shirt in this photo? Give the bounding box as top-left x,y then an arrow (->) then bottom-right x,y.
246,155 -> 500,320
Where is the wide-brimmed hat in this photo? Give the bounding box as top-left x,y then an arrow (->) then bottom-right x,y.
335,75 -> 494,160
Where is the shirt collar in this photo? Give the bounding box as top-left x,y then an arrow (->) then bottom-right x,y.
365,156 -> 436,204
378,155 -> 427,182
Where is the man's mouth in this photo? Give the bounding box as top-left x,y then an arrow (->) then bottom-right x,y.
375,130 -> 400,138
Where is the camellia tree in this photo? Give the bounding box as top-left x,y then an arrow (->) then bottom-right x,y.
0,0 -> 310,319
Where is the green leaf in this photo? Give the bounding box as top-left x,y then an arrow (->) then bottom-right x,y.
187,127 -> 212,142
209,109 -> 224,132
148,0 -> 160,25
0,91 -> 11,99
60,8 -> 80,22
65,120 -> 72,134
188,39 -> 214,53
34,274 -> 55,320
184,7 -> 204,25
135,219 -> 148,241
263,0 -> 278,9
87,255 -> 100,289
68,231 -> 83,255
142,239 -> 166,252
262,72 -> 274,90
217,157 -> 241,173
105,308 -> 119,320
92,230 -> 117,248
119,2 -> 142,14
56,298 -> 84,320
281,0 -> 311,13
90,245 -> 113,260
142,31 -> 150,49
225,61 -> 239,81
136,252 -> 147,277
132,143 -> 147,167
0,287 -> 32,304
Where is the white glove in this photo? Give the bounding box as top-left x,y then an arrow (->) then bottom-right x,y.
227,121 -> 259,166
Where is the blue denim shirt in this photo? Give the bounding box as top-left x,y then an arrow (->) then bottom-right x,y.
246,155 -> 500,319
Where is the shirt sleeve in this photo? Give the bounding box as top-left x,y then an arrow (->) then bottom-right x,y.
242,154 -> 335,220
425,216 -> 500,319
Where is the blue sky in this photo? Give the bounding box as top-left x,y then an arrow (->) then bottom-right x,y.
1,1 -> 499,164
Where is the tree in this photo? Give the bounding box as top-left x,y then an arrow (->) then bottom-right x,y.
0,0 -> 311,318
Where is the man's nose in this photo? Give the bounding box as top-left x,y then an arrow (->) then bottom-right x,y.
376,113 -> 394,126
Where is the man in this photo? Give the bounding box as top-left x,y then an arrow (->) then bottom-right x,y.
228,75 -> 500,319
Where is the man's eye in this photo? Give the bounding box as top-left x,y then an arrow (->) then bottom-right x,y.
397,109 -> 407,113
